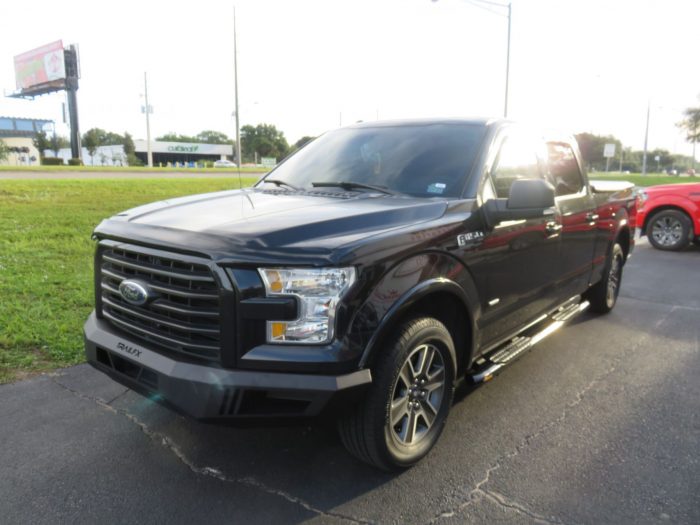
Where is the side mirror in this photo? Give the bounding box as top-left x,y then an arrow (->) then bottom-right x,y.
484,179 -> 555,227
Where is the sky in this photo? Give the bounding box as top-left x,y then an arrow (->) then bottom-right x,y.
1,0 -> 699,157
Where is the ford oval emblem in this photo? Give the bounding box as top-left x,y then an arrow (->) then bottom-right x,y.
119,280 -> 150,306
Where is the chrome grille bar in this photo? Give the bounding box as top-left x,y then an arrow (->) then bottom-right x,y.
99,243 -> 222,361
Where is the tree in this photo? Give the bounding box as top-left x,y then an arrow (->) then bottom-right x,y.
123,132 -> 135,155
32,131 -> 51,158
156,132 -> 197,143
241,124 -> 289,162
49,133 -> 69,157
574,132 -> 623,171
102,131 -> 125,146
196,130 -> 230,144
81,128 -> 103,163
292,136 -> 315,152
677,103 -> 700,170
0,139 -> 9,162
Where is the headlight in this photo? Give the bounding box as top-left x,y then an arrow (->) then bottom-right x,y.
636,190 -> 648,208
258,267 -> 357,344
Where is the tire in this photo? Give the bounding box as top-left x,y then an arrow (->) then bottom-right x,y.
337,317 -> 456,471
586,243 -> 624,314
646,209 -> 691,251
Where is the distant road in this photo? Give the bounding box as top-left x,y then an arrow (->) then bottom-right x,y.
0,170 -> 268,180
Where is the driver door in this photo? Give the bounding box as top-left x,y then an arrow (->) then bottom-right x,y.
467,131 -> 563,347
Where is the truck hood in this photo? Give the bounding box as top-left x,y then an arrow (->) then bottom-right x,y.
94,188 -> 449,263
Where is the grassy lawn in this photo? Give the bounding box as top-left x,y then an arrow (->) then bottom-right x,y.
589,172 -> 698,187
0,172 -> 696,383
0,165 -> 267,173
0,177 -> 257,383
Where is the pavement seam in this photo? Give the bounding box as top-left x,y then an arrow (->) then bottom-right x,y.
50,377 -> 372,525
426,306 -> 677,525
105,388 -> 130,405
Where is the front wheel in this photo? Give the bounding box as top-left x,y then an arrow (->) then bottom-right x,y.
646,209 -> 691,251
586,242 -> 624,313
337,317 -> 456,470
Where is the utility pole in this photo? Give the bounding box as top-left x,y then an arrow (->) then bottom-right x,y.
618,148 -> 623,173
431,0 -> 511,118
504,2 -> 511,118
64,45 -> 81,160
144,72 -> 153,168
234,6 -> 242,168
641,100 -> 650,176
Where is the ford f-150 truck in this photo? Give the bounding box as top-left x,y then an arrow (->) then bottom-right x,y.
635,182 -> 700,250
84,119 -> 637,470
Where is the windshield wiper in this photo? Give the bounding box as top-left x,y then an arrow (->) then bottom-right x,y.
311,181 -> 398,195
261,179 -> 301,191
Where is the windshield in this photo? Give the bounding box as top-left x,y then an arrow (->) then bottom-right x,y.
258,122 -> 486,198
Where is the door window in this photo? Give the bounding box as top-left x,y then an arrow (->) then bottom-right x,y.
491,136 -> 543,198
546,142 -> 584,196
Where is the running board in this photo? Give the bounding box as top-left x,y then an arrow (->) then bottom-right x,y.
468,299 -> 590,383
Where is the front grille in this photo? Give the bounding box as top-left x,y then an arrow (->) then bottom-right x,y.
99,243 -> 221,361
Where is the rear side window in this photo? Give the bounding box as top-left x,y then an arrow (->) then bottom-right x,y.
491,136 -> 542,198
547,142 -> 584,196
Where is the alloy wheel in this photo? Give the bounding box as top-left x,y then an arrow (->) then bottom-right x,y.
651,216 -> 683,247
390,343 -> 445,446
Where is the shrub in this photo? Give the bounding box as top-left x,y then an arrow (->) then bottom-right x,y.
42,157 -> 64,166
67,158 -> 83,166
126,153 -> 143,166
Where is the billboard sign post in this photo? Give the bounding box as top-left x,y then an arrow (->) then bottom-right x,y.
9,41 -> 81,160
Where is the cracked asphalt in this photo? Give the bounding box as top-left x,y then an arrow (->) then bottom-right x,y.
1,240 -> 698,524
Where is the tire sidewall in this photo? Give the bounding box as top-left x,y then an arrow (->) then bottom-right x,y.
375,320 -> 456,468
605,244 -> 624,310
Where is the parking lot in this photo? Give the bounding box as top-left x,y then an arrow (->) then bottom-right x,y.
1,239 -> 698,524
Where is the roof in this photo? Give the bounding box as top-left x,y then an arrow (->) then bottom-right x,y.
0,116 -> 54,138
346,117 -> 503,129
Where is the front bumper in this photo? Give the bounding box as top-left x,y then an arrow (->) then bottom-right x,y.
84,312 -> 372,421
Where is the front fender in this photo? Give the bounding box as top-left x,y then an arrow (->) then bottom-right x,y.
349,251 -> 481,370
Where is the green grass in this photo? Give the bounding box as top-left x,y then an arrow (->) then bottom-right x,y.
1,171 -> 696,383
589,172 -> 698,187
0,177 -> 256,383
0,165 -> 267,173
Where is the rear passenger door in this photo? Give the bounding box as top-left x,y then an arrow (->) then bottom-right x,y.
545,141 -> 597,300
471,131 -> 562,347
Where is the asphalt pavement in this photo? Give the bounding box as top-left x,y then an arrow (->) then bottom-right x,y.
1,239 -> 698,524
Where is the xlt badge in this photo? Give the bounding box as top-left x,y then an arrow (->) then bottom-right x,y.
457,231 -> 484,247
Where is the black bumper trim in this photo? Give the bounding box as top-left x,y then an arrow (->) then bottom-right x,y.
84,311 -> 372,420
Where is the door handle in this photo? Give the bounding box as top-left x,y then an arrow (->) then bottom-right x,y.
586,212 -> 600,221
545,221 -> 562,235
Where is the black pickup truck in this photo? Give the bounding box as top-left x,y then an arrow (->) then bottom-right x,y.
84,119 -> 637,470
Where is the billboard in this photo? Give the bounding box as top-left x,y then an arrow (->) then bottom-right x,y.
14,40 -> 66,91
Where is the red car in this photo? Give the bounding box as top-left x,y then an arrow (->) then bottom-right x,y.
636,182 -> 700,250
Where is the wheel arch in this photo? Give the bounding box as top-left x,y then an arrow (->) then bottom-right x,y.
354,254 -> 481,376
642,202 -> 697,235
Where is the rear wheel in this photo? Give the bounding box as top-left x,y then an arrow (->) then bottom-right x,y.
337,317 -> 455,471
586,243 -> 624,314
646,210 -> 691,251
